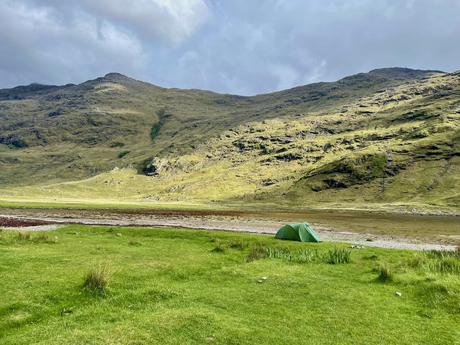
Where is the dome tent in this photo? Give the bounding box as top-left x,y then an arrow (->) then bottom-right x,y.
275,223 -> 320,242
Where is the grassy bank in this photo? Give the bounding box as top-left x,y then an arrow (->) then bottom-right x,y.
0,225 -> 459,344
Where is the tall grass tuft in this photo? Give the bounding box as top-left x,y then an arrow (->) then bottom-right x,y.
409,249 -> 460,274
246,244 -> 269,262
17,231 -> 31,241
325,248 -> 351,264
227,240 -> 248,250
376,264 -> 394,282
266,247 -> 319,263
83,265 -> 110,295
211,242 -> 226,253
34,233 -> 58,244
426,257 -> 460,274
425,249 -> 460,260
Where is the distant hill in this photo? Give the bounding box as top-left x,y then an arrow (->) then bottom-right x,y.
1,67 -> 458,212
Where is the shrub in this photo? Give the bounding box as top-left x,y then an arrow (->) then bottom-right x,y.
376,264 -> 394,282
83,265 -> 110,294
325,248 -> 351,264
118,150 -> 130,158
150,108 -> 168,142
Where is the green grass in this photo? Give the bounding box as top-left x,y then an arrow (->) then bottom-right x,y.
0,225 -> 459,344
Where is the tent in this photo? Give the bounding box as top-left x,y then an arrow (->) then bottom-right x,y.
275,223 -> 320,242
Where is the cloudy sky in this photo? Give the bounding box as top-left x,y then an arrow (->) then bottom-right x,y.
1,0 -> 459,95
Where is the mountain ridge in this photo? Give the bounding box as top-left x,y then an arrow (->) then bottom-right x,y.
0,67 -> 458,211
0,66 -> 446,98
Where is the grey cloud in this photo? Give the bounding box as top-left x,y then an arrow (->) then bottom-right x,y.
0,0 -> 459,95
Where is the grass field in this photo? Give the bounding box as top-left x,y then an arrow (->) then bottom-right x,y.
1,225 -> 459,344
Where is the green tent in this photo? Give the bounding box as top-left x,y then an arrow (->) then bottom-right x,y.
275,223 -> 320,242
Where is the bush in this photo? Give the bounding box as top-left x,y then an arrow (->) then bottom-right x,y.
83,265 -> 110,294
118,150 -> 130,158
150,108 -> 169,142
325,248 -> 351,264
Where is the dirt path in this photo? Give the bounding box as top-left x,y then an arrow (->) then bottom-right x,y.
1,213 -> 456,251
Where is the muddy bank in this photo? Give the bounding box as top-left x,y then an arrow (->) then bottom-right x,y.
0,216 -> 54,227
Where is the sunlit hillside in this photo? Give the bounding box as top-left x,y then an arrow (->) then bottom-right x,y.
1,68 -> 459,212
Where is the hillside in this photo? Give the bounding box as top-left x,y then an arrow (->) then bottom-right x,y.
1,68 -> 459,212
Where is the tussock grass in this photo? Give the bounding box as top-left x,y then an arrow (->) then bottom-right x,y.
12,231 -> 58,244
408,249 -> 460,274
364,254 -> 379,260
425,248 -> 460,260
147,288 -> 177,302
227,240 -> 248,250
266,247 -> 319,263
212,240 -> 250,252
246,244 -> 269,262
128,240 -> 142,246
17,231 -> 31,241
34,233 -> 58,244
83,265 -> 110,294
376,264 -> 394,283
325,248 -> 352,264
211,242 -> 226,253
427,258 -> 460,274
246,245 -> 351,264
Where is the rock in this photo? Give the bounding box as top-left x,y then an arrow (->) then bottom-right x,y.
142,157 -> 164,176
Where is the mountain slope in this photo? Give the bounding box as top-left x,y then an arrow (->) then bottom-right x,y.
1,68 -> 458,211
